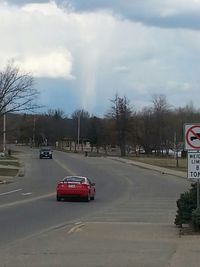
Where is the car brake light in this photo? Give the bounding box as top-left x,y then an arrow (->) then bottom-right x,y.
81,183 -> 89,188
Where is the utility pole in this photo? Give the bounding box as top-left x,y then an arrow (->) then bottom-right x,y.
32,116 -> 36,147
77,113 -> 80,151
174,131 -> 179,168
3,111 -> 6,154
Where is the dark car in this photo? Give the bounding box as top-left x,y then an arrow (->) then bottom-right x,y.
39,148 -> 53,159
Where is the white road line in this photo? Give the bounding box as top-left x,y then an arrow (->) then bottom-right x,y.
68,223 -> 85,234
21,192 -> 32,196
0,188 -> 22,196
0,192 -> 55,209
53,158 -> 76,176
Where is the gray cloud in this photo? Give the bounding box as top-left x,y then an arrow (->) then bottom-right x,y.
6,1 -> 200,30
69,0 -> 200,30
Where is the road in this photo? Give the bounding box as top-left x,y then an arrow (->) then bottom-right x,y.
0,146 -> 191,266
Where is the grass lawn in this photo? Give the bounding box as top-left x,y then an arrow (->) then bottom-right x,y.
0,161 -> 20,167
0,168 -> 19,176
128,156 -> 187,172
0,157 -> 20,177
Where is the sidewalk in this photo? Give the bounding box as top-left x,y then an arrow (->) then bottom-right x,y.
1,221 -> 200,267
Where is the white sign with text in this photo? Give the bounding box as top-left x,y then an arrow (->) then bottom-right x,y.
187,151 -> 200,179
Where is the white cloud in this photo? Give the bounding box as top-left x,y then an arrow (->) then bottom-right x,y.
0,1 -> 74,79
0,1 -> 200,114
15,51 -> 74,79
22,1 -> 61,15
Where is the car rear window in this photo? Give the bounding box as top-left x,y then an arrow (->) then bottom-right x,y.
64,177 -> 85,183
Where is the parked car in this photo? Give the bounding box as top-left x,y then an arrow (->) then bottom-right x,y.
39,147 -> 53,159
56,176 -> 96,202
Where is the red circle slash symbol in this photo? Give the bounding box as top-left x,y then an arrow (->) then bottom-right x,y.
186,125 -> 200,149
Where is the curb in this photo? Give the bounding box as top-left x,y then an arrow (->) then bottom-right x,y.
16,161 -> 25,178
0,176 -> 14,184
0,160 -> 25,185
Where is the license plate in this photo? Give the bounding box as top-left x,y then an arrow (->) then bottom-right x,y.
68,184 -> 75,188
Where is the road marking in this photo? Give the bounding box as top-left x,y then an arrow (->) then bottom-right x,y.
0,192 -> 55,209
21,192 -> 32,196
0,159 -> 75,208
0,188 -> 22,196
68,223 -> 85,234
53,158 -> 76,176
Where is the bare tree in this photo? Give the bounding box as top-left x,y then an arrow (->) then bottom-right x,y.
108,94 -> 133,157
71,109 -> 90,150
152,94 -> 171,154
138,107 -> 155,154
0,62 -> 38,115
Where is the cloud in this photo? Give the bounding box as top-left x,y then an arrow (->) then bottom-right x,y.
5,0 -> 200,30
21,1 -> 63,15
0,1 -> 75,79
0,1 -> 200,115
0,1 -> 118,113
67,0 -> 200,30
15,51 -> 74,79
113,66 -> 130,73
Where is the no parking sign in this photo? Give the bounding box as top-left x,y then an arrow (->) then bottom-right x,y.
185,124 -> 200,150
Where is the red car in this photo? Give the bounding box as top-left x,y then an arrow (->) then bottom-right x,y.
56,176 -> 96,202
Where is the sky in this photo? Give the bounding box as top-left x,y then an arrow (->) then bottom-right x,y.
1,0 -> 200,117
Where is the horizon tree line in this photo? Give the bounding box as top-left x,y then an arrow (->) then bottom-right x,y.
0,62 -> 199,157
5,94 -> 200,157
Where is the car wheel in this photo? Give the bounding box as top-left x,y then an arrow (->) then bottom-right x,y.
90,196 -> 94,200
57,195 -> 61,201
85,194 -> 91,202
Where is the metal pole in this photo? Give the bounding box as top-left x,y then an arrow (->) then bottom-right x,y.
33,116 -> 36,147
174,131 -> 179,168
77,113 -> 80,150
3,112 -> 6,154
197,179 -> 200,209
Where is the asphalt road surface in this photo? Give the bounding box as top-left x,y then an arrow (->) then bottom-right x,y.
0,146 -> 191,266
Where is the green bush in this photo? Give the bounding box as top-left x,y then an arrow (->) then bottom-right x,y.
174,183 -> 198,226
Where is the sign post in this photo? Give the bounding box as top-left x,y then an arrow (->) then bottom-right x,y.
185,124 -> 200,209
198,180 -> 200,209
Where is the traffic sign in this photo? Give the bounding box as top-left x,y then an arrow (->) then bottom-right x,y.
185,124 -> 200,150
187,151 -> 200,179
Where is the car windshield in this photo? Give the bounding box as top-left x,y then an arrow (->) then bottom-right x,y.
64,177 -> 85,183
